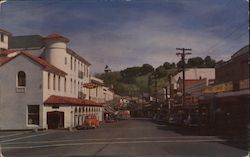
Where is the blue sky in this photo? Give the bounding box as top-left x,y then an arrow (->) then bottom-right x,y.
0,0 -> 248,74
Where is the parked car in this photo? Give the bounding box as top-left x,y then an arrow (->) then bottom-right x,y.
184,113 -> 201,127
168,114 -> 177,124
76,115 -> 100,130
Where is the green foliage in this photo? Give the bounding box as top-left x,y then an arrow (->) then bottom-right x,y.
187,57 -> 204,68
96,56 -> 216,96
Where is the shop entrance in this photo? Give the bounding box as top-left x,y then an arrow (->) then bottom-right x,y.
47,111 -> 64,129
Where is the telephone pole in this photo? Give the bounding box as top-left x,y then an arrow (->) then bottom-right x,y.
176,48 -> 192,107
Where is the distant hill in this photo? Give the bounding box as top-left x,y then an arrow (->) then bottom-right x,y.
95,56 -> 217,96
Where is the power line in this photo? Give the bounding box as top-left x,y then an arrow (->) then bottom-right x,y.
201,21 -> 248,54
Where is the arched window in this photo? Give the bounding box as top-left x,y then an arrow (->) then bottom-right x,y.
18,71 -> 26,87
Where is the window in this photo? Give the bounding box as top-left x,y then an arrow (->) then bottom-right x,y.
58,76 -> 61,91
74,80 -> 76,93
65,57 -> 67,65
64,78 -> 67,92
74,59 -> 76,72
0,34 -> 4,42
48,73 -> 50,89
17,71 -> 26,87
78,81 -> 80,92
70,57 -> 73,70
27,105 -> 39,125
70,79 -> 73,93
78,61 -> 80,71
53,75 -> 56,90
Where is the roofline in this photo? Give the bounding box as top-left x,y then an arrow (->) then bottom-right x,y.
0,52 -> 67,76
45,34 -> 70,43
66,48 -> 91,66
0,28 -> 12,36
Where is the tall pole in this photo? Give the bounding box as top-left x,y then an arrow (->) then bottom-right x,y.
176,48 -> 192,107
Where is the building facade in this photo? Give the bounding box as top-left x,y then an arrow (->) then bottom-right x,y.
0,29 -> 103,130
202,45 -> 249,132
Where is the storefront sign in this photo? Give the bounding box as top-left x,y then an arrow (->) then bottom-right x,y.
202,82 -> 233,94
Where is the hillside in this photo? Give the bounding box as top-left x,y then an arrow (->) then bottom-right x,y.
95,56 -> 218,96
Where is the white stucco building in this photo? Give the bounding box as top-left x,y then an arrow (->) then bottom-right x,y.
171,68 -> 215,90
0,29 -> 103,130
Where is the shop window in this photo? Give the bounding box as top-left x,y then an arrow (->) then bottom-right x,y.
17,71 -> 26,87
27,105 -> 39,125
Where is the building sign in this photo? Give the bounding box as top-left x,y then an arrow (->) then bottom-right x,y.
202,82 -> 233,94
239,79 -> 249,90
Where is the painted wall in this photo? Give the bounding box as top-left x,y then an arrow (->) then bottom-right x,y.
43,40 -> 90,99
0,34 -> 9,50
0,55 -> 44,130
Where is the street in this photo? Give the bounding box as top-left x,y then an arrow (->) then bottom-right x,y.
0,119 -> 248,157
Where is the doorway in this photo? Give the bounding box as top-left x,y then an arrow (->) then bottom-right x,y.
47,111 -> 64,129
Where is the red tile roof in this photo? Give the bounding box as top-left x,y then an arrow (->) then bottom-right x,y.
44,95 -> 102,107
0,57 -> 12,65
45,34 -> 69,43
0,52 -> 67,76
0,49 -> 17,56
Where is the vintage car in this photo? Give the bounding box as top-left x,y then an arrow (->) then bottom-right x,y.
76,115 -> 100,129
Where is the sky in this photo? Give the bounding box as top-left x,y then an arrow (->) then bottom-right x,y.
0,0 -> 249,74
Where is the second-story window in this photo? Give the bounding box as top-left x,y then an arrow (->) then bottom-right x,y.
53,75 -> 56,90
74,80 -> 76,93
65,57 -> 67,65
58,76 -> 61,91
64,78 -> 66,92
70,57 -> 73,70
70,78 -> 72,93
0,34 -> 4,42
17,71 -> 26,87
48,73 -> 50,89
74,59 -> 76,72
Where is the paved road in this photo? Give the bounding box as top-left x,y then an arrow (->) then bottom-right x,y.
0,119 -> 248,157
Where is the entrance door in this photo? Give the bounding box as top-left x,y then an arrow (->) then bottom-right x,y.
47,111 -> 64,129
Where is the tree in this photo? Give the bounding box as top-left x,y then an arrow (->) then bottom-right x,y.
204,56 -> 216,68
187,57 -> 204,68
120,66 -> 141,78
140,64 -> 154,76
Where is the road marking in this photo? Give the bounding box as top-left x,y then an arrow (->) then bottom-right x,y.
0,132 -> 50,143
2,136 -> 219,145
0,132 -> 26,139
2,139 -> 227,150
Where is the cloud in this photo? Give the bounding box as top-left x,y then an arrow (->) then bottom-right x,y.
0,0 -> 248,75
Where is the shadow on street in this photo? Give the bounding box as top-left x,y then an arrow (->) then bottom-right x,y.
153,120 -> 248,151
